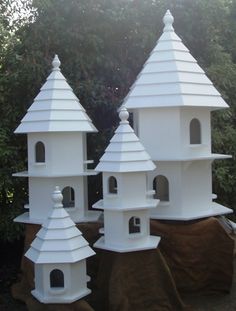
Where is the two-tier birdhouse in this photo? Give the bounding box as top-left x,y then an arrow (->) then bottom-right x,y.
93,108 -> 160,252
14,55 -> 100,224
123,10 -> 232,220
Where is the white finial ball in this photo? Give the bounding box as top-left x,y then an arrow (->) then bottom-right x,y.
119,107 -> 129,122
163,9 -> 174,28
52,54 -> 61,69
52,186 -> 63,206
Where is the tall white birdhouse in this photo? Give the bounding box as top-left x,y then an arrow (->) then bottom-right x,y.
13,55 -> 100,224
123,10 -> 232,220
25,186 -> 95,304
93,108 -> 160,252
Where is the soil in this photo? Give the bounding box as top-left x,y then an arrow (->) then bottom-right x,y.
1,237 -> 236,311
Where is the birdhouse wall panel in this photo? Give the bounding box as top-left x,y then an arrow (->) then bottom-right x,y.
120,173 -> 147,206
104,211 -> 125,245
50,133 -> 84,174
43,263 -> 69,298
70,261 -> 88,296
28,134 -> 50,174
180,161 -> 212,212
180,107 -> 211,157
104,210 -> 150,249
102,173 -> 122,207
28,177 -> 85,222
137,108 -> 182,159
28,132 -> 85,175
148,161 -> 183,212
124,210 -> 150,248
34,265 -> 44,295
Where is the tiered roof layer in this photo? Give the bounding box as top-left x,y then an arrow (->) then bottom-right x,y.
15,55 -> 97,133
96,108 -> 156,172
123,10 -> 228,110
25,187 -> 95,264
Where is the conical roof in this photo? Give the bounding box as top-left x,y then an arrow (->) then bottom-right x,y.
25,187 -> 95,264
123,10 -> 228,110
15,55 -> 97,133
95,107 -> 156,172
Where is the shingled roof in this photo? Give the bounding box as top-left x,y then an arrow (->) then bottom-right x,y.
15,55 -> 97,133
95,107 -> 155,172
25,187 -> 95,264
123,10 -> 228,110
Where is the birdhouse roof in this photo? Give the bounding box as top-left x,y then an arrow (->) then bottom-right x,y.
95,108 -> 156,172
25,187 -> 95,264
123,10 -> 228,110
15,55 -> 97,133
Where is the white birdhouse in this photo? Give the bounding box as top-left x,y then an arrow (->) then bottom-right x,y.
93,108 -> 160,252
13,55 -> 100,224
25,186 -> 95,304
123,10 -> 232,220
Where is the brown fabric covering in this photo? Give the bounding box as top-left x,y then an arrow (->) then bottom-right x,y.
25,296 -> 94,311
11,218 -> 234,310
91,249 -> 191,311
150,217 -> 234,294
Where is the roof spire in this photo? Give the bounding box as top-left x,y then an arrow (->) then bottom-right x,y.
52,54 -> 61,71
52,186 -> 63,209
119,107 -> 129,124
163,9 -> 174,32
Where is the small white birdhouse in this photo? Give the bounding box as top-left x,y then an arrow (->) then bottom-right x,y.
93,108 -> 160,252
123,10 -> 232,220
25,186 -> 95,304
13,55 -> 100,224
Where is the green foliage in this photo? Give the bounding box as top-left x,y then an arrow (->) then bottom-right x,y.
1,0 -> 236,241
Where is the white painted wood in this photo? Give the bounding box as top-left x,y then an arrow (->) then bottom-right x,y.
96,108 -> 155,173
93,108 -> 160,252
124,10 -> 232,220
25,187 -> 95,303
124,10 -> 228,110
13,55 -> 100,223
15,55 -> 97,133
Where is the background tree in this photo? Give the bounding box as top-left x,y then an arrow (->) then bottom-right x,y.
1,0 -> 236,241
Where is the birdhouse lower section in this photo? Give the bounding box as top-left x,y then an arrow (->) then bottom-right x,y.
14,175 -> 101,224
149,160 -> 232,220
94,209 -> 160,252
32,261 -> 91,303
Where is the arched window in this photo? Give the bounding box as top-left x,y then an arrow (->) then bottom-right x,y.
153,175 -> 169,202
190,118 -> 201,144
50,269 -> 64,288
129,217 -> 141,234
35,141 -> 45,163
108,176 -> 117,194
62,186 -> 75,208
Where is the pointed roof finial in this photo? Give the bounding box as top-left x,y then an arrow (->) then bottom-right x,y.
119,107 -> 129,123
52,54 -> 61,71
163,9 -> 174,32
52,186 -> 63,208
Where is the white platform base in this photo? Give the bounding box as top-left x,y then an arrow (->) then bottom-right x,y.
93,235 -> 160,253
31,288 -> 91,304
14,210 -> 102,225
150,202 -> 233,221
